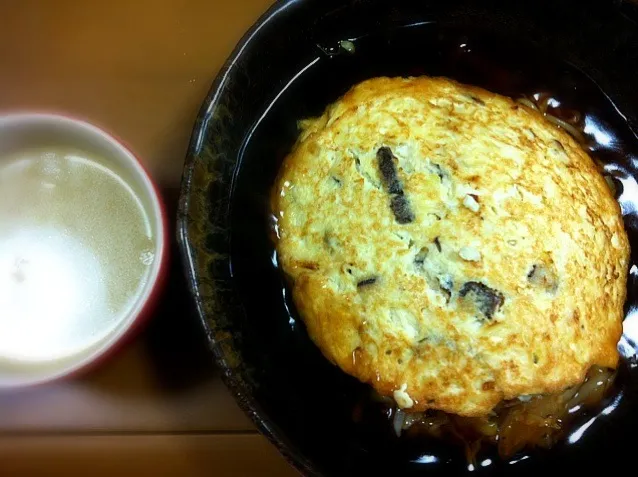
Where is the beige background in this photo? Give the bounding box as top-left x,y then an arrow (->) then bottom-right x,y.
0,1 -> 297,475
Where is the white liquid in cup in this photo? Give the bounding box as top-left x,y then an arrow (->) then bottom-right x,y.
0,147 -> 158,371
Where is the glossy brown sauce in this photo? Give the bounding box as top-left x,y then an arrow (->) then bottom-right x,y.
232,22 -> 638,472
353,366 -> 619,464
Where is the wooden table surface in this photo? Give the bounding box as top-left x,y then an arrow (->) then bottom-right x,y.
0,1 -> 297,475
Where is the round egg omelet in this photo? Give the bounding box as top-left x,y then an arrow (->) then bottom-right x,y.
271,76 -> 629,417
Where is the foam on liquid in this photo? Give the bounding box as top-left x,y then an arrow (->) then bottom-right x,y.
0,149 -> 155,362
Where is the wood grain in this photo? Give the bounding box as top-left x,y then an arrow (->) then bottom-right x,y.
0,0 -> 274,189
0,342 -> 253,433
0,435 -> 298,477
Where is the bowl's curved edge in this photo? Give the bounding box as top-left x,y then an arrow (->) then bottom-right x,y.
176,0 -> 320,475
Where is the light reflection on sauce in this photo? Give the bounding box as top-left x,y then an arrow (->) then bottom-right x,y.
584,115 -> 616,148
410,454 -> 439,464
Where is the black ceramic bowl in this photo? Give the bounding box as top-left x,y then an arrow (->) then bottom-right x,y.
177,1 -> 638,475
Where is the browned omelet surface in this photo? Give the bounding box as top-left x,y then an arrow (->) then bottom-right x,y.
271,76 -> 629,417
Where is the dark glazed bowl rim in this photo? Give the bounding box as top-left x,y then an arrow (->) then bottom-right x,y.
176,1 -> 318,475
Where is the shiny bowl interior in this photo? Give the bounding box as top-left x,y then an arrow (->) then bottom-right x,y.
178,0 -> 638,475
